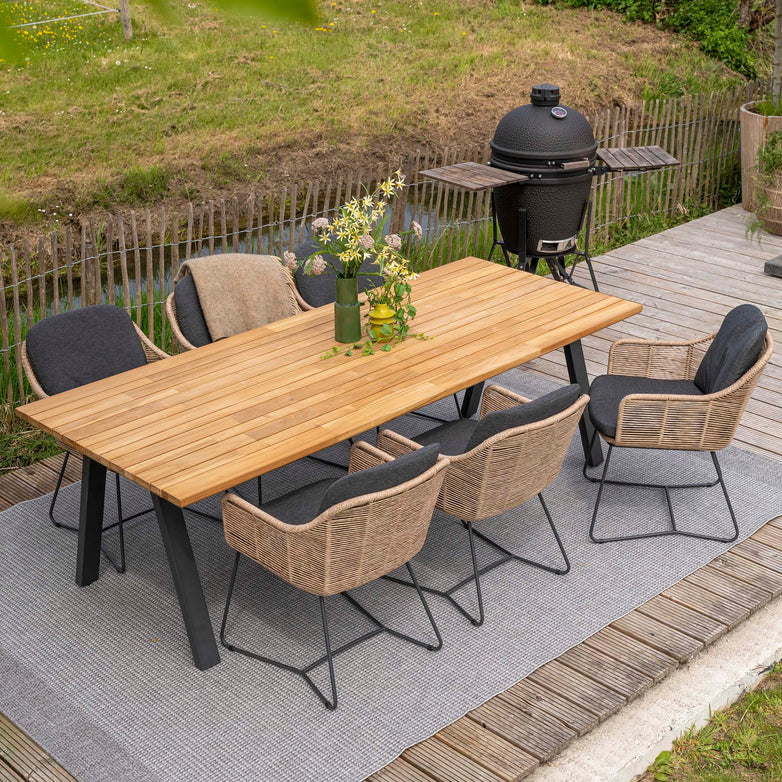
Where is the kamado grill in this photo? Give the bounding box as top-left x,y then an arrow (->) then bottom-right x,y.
422,84 -> 679,290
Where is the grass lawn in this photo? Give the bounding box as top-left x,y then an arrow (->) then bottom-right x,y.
640,662 -> 782,782
0,0 -> 744,237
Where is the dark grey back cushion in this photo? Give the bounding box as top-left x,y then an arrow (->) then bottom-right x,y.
319,443 -> 440,514
465,383 -> 581,452
694,304 -> 768,394
293,237 -> 384,307
173,273 -> 212,347
25,305 -> 147,395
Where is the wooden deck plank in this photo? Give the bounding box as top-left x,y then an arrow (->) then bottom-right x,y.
610,612 -> 703,663
0,715 -> 78,782
0,763 -> 24,782
635,594 -> 728,645
368,759 -> 437,782
709,550 -> 782,597
662,581 -> 752,628
403,736 -> 506,782
437,719 -> 539,782
527,660 -> 626,721
497,679 -> 599,736
557,644 -> 654,699
468,699 -> 576,762
581,625 -> 677,683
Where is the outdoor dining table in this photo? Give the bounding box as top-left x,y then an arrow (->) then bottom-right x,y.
17,257 -> 642,670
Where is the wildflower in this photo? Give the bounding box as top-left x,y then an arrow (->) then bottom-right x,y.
412,221 -> 422,239
385,234 -> 402,251
283,251 -> 297,270
358,234 -> 374,250
310,255 -> 327,275
312,217 -> 330,231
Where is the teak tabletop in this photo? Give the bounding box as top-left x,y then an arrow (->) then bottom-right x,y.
18,258 -> 641,509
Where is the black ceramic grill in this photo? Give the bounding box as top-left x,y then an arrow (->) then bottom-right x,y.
490,84 -> 598,259
421,84 -> 678,290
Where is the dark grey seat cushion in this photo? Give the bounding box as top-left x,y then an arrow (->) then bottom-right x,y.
588,375 -> 702,438
173,273 -> 212,347
25,305 -> 148,396
260,444 -> 440,525
414,384 -> 581,455
694,304 -> 768,394
319,443 -> 440,514
415,417 -> 479,456
292,237 -> 384,307
261,478 -> 336,525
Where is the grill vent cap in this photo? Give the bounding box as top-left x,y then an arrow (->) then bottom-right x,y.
530,83 -> 560,107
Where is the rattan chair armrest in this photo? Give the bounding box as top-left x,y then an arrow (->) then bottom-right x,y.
165,292 -> 200,352
479,384 -> 531,418
133,322 -> 169,362
222,490 -> 298,532
20,341 -> 48,399
293,286 -> 314,312
375,429 -> 422,458
608,333 -> 715,380
348,440 -> 395,473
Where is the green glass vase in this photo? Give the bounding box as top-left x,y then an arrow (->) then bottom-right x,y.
334,276 -> 362,343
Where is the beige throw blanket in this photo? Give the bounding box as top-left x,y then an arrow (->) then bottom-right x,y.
175,253 -> 300,341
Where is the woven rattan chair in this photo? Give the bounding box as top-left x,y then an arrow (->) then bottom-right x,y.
377,383 -> 589,626
165,256 -> 312,352
21,305 -> 168,573
585,304 -> 773,544
220,441 -> 448,710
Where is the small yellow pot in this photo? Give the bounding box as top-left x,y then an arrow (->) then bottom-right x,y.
368,302 -> 396,343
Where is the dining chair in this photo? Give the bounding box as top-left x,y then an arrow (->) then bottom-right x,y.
166,253 -> 312,351
21,305 -> 168,573
584,303 -> 773,544
377,383 -> 588,626
220,441 -> 448,710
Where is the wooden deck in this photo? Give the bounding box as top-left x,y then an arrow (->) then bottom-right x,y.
1,205 -> 780,782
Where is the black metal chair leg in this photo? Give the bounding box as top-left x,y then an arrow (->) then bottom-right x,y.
49,451 -> 131,574
343,561 -> 443,651
589,444 -> 741,544
469,493 -> 570,575
386,520 -> 486,626
317,597 -> 338,710
221,554 -> 441,710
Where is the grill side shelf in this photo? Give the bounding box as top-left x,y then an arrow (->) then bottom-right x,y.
596,145 -> 679,172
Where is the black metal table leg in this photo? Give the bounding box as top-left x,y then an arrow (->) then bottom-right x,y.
460,382 -> 485,418
151,494 -> 220,671
563,340 -> 603,467
76,456 -> 107,587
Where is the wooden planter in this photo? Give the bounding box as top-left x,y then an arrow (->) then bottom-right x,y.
757,171 -> 782,236
740,102 -> 782,211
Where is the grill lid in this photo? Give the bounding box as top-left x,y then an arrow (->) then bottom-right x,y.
490,84 -> 597,169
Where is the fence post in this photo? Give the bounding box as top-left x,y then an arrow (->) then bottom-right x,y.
117,0 -> 133,40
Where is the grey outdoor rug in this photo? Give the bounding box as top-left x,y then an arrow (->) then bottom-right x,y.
1,370 -> 780,782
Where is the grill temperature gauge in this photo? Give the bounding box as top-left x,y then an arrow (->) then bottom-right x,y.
551,106 -> 568,120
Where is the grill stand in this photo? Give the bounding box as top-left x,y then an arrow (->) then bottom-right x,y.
489,196 -> 599,292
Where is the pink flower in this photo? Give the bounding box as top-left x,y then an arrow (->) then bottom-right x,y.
312,217 -> 330,231
358,234 -> 374,250
283,251 -> 297,270
310,254 -> 327,275
384,233 -> 402,250
412,221 -> 422,240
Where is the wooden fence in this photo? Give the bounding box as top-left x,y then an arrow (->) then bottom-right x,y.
0,78 -> 768,407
